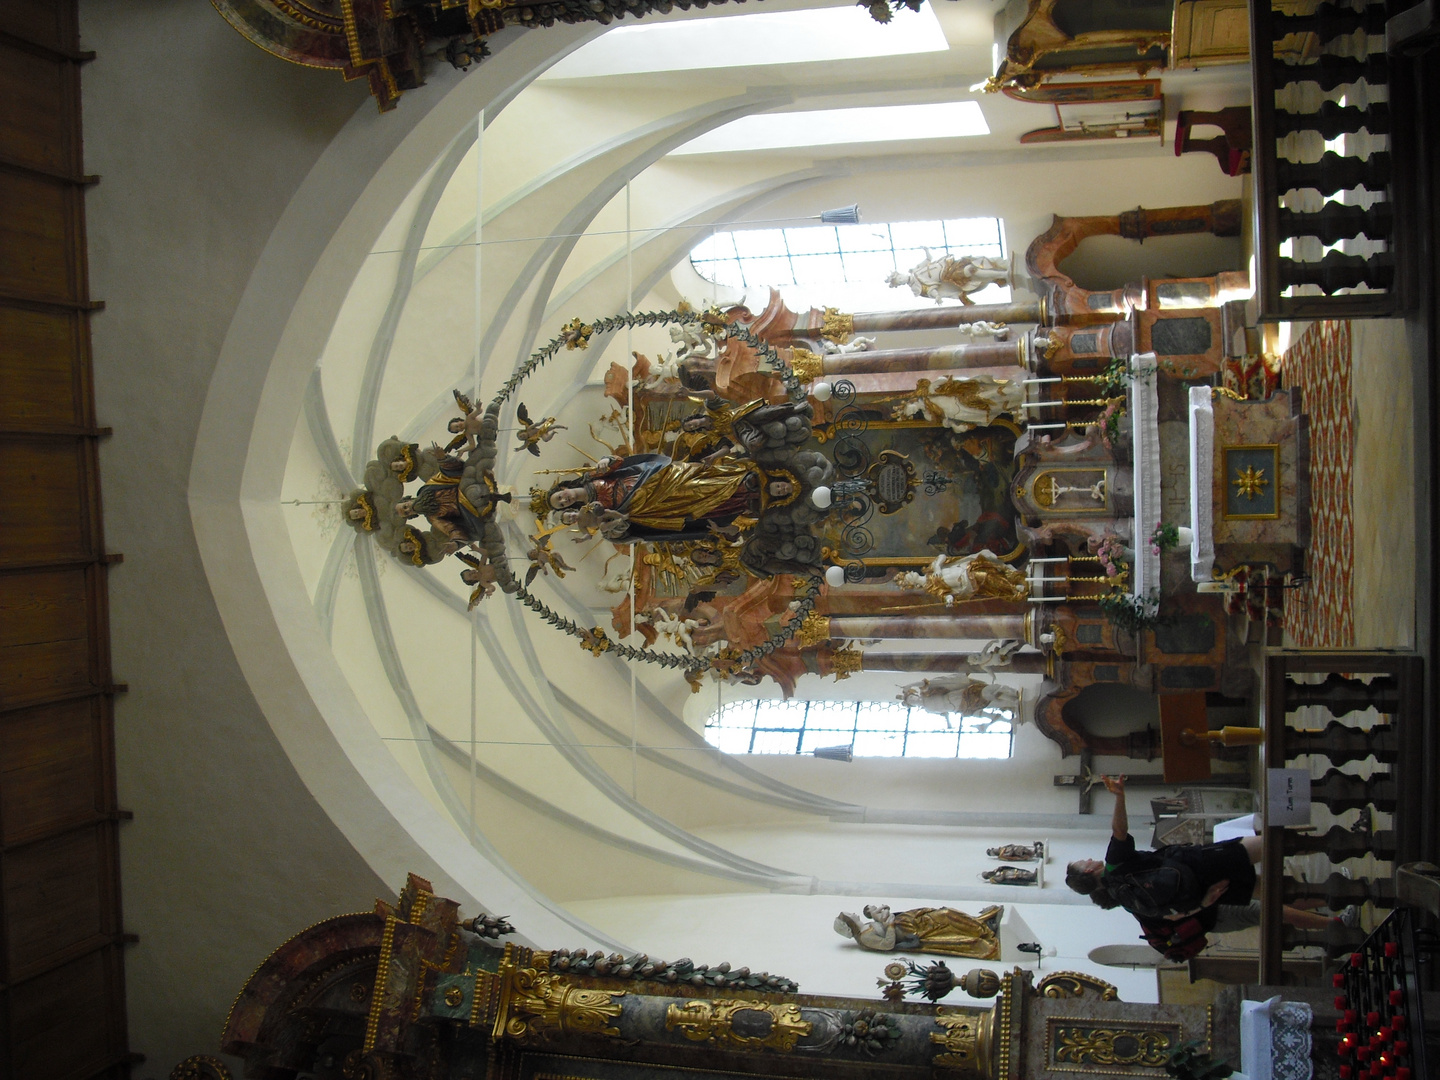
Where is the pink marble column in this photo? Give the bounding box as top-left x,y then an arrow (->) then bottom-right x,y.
860,651 -> 1048,674
827,613 -> 1029,639
847,302 -> 1045,334
813,340 -> 1026,376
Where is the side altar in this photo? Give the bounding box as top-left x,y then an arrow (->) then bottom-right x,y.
176,874 -> 1234,1080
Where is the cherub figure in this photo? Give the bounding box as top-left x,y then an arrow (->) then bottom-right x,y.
516,403 -> 566,457
640,606 -> 701,653
445,389 -> 485,455
457,552 -> 499,608
525,532 -> 575,585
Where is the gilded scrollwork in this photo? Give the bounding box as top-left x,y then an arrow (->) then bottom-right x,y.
501,966 -> 624,1043
1048,1021 -> 1178,1071
665,999 -> 812,1051
1036,971 -> 1120,1002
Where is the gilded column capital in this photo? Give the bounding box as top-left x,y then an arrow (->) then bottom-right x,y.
930,1004 -> 994,1080
796,613 -> 832,649
829,643 -> 863,679
790,347 -> 825,382
820,307 -> 854,343
493,953 -> 624,1044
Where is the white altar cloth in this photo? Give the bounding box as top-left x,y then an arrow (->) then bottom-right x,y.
1188,386 -> 1216,582
1130,354 -> 1162,597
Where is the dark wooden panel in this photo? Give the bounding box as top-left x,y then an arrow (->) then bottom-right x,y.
0,439 -> 89,563
7,947 -> 126,1080
0,306 -> 84,428
0,2 -> 74,51
3,825 -> 111,977
0,699 -> 105,846
0,47 -> 74,175
0,172 -> 78,301
0,568 -> 94,706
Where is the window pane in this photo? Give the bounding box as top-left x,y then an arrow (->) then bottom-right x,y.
805,700 -> 856,728
751,728 -> 804,754
692,232 -> 737,260
905,730 -> 961,757
904,709 -> 954,734
943,217 -> 1003,250
732,229 -> 789,258
853,702 -> 904,731
801,728 -> 853,754
891,247 -> 929,272
707,726 -> 755,754
958,731 -> 1013,759
783,225 -> 840,256
835,223 -> 891,253
790,253 -> 846,284
853,729 -> 905,756
692,258 -> 746,288
840,249 -> 899,282
711,701 -> 757,727
890,220 -> 947,249
741,255 -> 796,286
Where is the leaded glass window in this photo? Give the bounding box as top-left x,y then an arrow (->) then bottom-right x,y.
704,699 -> 1013,758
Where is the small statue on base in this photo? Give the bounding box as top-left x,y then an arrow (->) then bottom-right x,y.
897,674 -> 1021,721
894,550 -> 1030,605
986,842 -> 1044,862
892,375 -> 1023,433
833,903 -> 1003,960
982,866 -> 1038,886
886,250 -> 1011,305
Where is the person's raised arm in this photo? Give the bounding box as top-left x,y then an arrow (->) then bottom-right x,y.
1104,775 -> 1128,840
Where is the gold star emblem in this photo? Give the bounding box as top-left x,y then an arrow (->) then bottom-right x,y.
1233,465 -> 1269,500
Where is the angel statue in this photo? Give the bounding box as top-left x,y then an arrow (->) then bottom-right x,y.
834,903 -> 1002,960
533,453 -> 778,543
894,550 -> 1030,605
515,403 -> 566,457
897,674 -> 1021,720
886,250 -> 1011,305
445,389 -> 484,455
892,375 -> 1023,433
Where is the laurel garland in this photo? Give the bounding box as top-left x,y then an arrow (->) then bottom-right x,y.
492,308 -> 821,676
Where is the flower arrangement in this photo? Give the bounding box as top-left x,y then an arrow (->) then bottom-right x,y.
1097,399 -> 1127,449
1150,522 -> 1180,555
1098,355 -> 1159,396
1098,589 -> 1162,634
1094,535 -> 1129,578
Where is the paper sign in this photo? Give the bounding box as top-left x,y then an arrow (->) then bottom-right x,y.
1266,768 -> 1312,827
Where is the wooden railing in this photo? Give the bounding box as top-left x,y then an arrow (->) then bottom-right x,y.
1258,651 -> 1424,984
1249,1 -> 1402,320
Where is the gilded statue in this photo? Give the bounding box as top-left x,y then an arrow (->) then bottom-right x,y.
982,866 -> 1038,886
894,550 -> 1030,605
833,903 -> 1002,960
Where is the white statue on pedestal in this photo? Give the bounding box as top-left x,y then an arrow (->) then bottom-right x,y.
892,376 -> 1023,433
893,550 -> 1030,605
886,249 -> 1012,305
897,674 -> 1023,723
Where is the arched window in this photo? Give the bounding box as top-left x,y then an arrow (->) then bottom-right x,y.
689,217 -> 1009,312
703,699 -> 1013,759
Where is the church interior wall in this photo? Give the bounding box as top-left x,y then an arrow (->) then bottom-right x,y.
71,1 -> 1282,1070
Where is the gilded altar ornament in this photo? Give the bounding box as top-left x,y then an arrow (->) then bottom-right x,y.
930,1005 -> 994,1078
500,966 -> 624,1043
829,642 -> 864,679
169,1056 -> 233,1080
796,612 -> 832,649
820,307 -> 855,343
665,999 -> 812,1051
1233,464 -> 1269,500
1051,1023 -> 1176,1068
790,347 -> 826,382
1036,971 -> 1119,1001
561,317 -> 594,350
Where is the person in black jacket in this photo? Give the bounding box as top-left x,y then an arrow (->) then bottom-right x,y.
1066,776 -> 1351,960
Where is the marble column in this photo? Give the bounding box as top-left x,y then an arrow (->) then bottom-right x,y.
860,651 -> 1049,674
794,340 -> 1027,378
845,301 -> 1045,335
823,613 -> 1029,640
